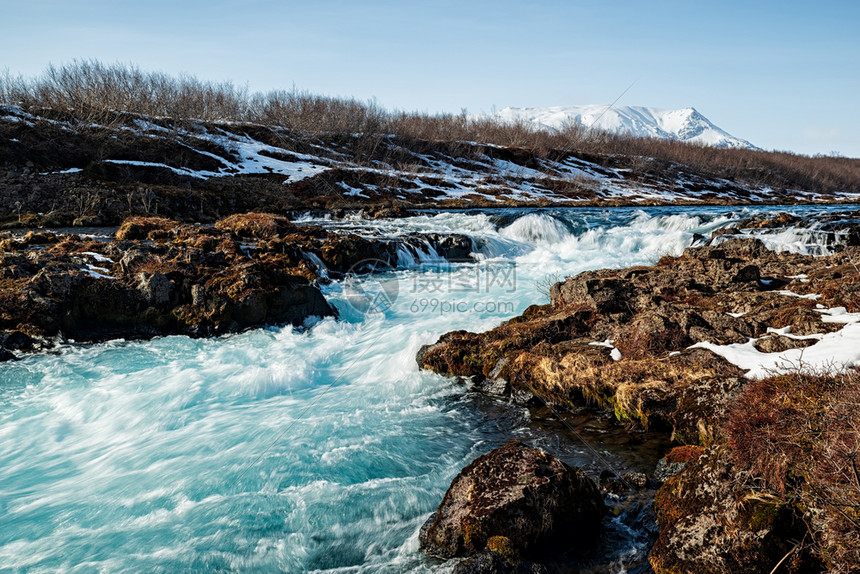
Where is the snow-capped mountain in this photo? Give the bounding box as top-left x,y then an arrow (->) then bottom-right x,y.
491,105 -> 757,150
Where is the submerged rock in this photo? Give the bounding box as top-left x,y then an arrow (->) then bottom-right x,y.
419,440 -> 605,560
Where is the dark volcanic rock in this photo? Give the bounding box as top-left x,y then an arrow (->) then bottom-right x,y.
419,441 -> 605,560
453,551 -> 548,574
0,213 -> 339,346
0,212 -> 500,351
418,236 -> 860,444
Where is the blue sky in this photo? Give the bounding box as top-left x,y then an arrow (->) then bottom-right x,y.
2,0 -> 859,156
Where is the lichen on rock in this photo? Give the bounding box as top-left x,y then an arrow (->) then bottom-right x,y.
418,440 -> 605,561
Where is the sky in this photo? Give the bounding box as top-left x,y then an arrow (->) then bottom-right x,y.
2,0 -> 859,157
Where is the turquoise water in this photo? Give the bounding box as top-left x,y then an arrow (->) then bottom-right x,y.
0,205 -> 854,573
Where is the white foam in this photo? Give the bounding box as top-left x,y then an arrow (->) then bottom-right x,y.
500,213 -> 572,244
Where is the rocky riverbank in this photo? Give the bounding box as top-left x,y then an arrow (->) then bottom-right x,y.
418,215 -> 860,572
0,212 -> 473,358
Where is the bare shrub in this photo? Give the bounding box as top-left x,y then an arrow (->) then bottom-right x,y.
2,60 -> 859,194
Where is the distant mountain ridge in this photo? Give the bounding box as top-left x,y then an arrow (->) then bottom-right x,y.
490,105 -> 758,150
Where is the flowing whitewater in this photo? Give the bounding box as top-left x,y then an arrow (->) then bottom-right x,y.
0,205 -> 855,573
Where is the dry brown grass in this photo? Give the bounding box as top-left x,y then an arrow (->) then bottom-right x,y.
725,370 -> 860,572
115,216 -> 179,240
3,61 -> 859,194
213,212 -> 295,240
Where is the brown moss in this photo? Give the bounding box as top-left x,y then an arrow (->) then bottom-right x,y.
214,212 -> 295,240
485,536 -> 520,565
725,370 -> 860,570
116,216 -> 179,240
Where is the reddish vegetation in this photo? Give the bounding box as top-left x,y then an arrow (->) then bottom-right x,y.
3,61 -> 858,195
724,371 -> 860,572
663,445 -> 705,465
2,62 -> 859,231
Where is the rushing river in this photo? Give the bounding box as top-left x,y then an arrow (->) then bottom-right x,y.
0,205 -> 855,573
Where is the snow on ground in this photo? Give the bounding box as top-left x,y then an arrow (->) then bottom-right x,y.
199,131 -> 330,182
80,252 -> 114,263
104,160 -> 212,179
589,339 -> 622,361
692,307 -> 860,378
1,105 -> 856,205
81,265 -> 115,279
776,290 -> 821,300
39,167 -> 83,175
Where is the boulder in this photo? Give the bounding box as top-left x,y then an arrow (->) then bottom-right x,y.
650,446 -> 820,574
137,272 -> 173,305
419,441 -> 605,560
429,233 -> 474,261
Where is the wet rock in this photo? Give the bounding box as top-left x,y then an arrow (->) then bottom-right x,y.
0,346 -> 16,361
453,551 -> 548,574
419,236 -> 860,442
419,440 -> 605,560
510,389 -> 540,407
137,272 -> 173,305
653,445 -> 704,482
369,205 -> 413,219
4,207 -> 495,349
550,277 -> 631,313
319,233 -> 395,271
29,265 -> 77,297
623,471 -> 649,489
598,470 -> 627,494
1,330 -> 36,351
478,377 -> 511,397
429,233 -> 474,261
599,470 -> 650,493
190,284 -> 206,307
732,264 -> 760,283
738,212 -> 801,229
0,215 -> 343,347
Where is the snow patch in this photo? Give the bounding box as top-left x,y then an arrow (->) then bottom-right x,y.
692,310 -> 860,378
589,339 -> 622,361
776,290 -> 821,300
